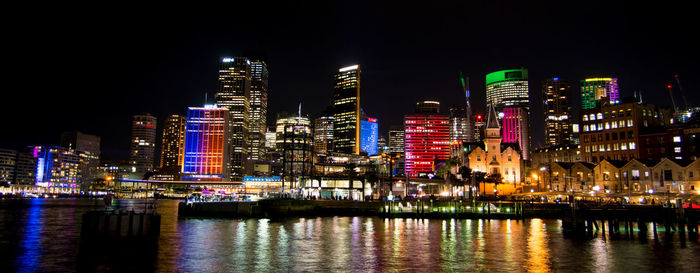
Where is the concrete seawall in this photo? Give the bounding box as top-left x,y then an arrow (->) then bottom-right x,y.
179,199 -> 383,218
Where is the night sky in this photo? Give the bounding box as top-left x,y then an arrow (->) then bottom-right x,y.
4,2 -> 698,160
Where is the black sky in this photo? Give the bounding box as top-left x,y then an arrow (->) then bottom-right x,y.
3,1 -> 698,160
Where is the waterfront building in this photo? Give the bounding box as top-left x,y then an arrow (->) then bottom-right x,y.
280,116 -> 313,185
360,115 -> 379,156
215,57 -> 251,180
580,78 -> 619,110
333,64 -> 361,154
404,101 -> 450,177
0,148 -> 16,185
467,104 -> 523,185
14,148 -> 37,185
543,78 -> 573,147
60,131 -> 100,189
34,146 -> 82,189
129,114 -> 157,177
159,115 -> 186,171
313,115 -> 334,155
388,126 -> 405,154
579,97 -> 670,163
531,144 -> 581,170
182,105 -> 232,181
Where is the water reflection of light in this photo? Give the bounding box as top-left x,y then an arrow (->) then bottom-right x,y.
16,198 -> 43,271
526,219 -> 551,272
254,219 -> 270,272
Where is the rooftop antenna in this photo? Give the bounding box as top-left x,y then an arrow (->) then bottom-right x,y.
204,92 -> 208,105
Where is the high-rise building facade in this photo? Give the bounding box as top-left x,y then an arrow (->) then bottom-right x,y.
129,114 -> 157,176
449,105 -> 469,143
501,107 -> 531,160
543,78 -> 573,147
404,101 -> 450,177
485,69 -> 531,160
215,57 -> 251,180
60,131 -> 100,189
35,146 -> 82,189
313,116 -> 334,154
581,78 -> 619,110
276,116 -> 311,150
249,60 -> 269,161
332,65 -> 361,154
360,116 -> 379,156
14,148 -> 37,185
388,126 -> 405,154
281,118 -> 313,181
485,68 -> 529,113
160,115 -> 186,170
0,148 -> 16,185
182,105 -> 231,181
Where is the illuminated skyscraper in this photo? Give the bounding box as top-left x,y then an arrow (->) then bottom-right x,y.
160,115 -> 186,170
360,116 -> 379,156
449,105 -> 469,143
388,126 -> 405,154
581,78 -> 619,110
485,68 -> 531,160
129,114 -> 157,177
485,68 -> 530,113
182,105 -> 231,181
313,115 -> 334,154
249,60 -> 269,161
543,78 -> 573,147
215,57 -> 250,180
404,101 -> 450,177
332,64 -> 361,154
501,107 -> 530,160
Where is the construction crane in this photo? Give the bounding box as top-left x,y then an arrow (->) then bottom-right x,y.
667,83 -> 678,113
674,74 -> 689,110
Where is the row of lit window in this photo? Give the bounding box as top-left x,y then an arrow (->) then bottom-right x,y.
583,120 -> 633,132
583,142 -> 636,152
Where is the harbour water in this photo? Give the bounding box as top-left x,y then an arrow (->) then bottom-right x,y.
1,198 -> 698,272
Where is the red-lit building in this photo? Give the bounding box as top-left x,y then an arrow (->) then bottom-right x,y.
404,101 -> 450,177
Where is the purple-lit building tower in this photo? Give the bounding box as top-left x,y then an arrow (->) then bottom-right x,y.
502,108 -> 530,160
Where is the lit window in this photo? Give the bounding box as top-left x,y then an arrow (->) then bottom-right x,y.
583,125 -> 589,132
628,120 -> 633,127
629,142 -> 636,149
675,147 -> 681,153
621,143 -> 627,150
583,115 -> 588,121
673,136 -> 681,143
589,114 -> 596,121
605,122 -> 610,129
597,113 -> 603,119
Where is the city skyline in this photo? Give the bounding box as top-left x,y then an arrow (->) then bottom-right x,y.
2,3 -> 698,161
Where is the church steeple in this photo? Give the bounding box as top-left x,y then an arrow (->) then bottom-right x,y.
486,103 -> 501,139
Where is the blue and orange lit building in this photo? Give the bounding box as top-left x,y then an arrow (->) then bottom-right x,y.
182,105 -> 231,181
404,101 -> 450,177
